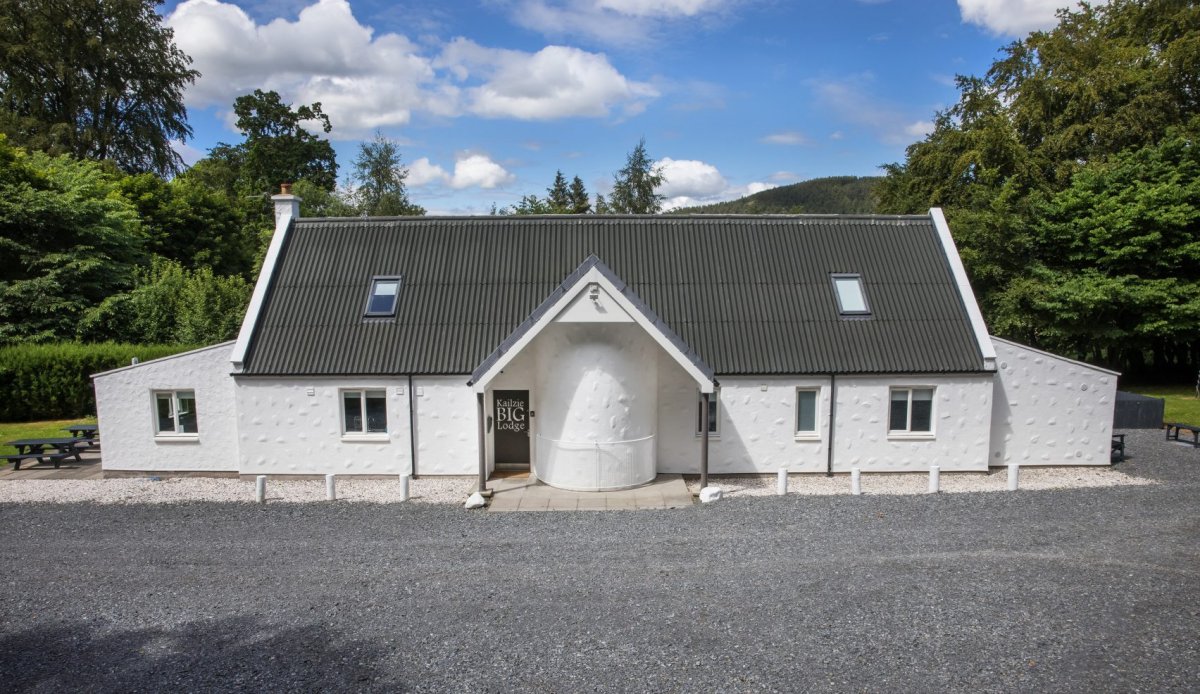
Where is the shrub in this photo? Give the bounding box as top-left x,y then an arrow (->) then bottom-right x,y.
0,342 -> 197,421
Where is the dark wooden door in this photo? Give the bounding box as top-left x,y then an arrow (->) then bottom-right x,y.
493,390 -> 530,468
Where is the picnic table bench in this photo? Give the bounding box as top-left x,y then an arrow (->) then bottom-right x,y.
4,437 -> 89,470
64,423 -> 99,446
1163,422 -> 1200,448
1112,433 -> 1126,462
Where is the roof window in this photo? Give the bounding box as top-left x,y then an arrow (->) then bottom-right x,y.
364,276 -> 401,317
831,274 -> 870,316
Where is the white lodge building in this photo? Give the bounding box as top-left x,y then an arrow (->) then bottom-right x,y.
93,192 -> 1118,490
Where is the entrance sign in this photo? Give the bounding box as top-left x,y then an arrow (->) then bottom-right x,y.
493,390 -> 530,468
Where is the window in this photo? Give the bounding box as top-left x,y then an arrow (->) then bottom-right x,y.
343,389 -> 388,434
364,276 -> 401,317
696,389 -> 720,436
831,274 -> 870,316
796,388 -> 819,435
155,390 -> 198,435
889,387 -> 934,434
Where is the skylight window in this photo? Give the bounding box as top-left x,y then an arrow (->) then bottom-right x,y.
364,276 -> 401,317
831,274 -> 870,316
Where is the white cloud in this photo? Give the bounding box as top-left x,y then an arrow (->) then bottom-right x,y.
170,139 -> 205,166
658,158 -> 728,198
167,0 -> 656,137
957,0 -> 1105,37
508,0 -> 735,46
450,154 -> 516,190
653,157 -> 777,211
810,77 -> 934,146
407,157 -> 450,187
438,39 -> 657,120
760,131 -> 809,146
405,154 -> 515,190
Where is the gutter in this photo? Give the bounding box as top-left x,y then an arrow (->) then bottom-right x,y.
826,374 -> 837,477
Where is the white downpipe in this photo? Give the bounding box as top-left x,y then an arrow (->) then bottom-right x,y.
776,468 -> 788,496
326,474 -> 336,501
399,475 -> 410,501
929,465 -> 940,494
255,475 -> 266,503
1007,463 -> 1020,491
851,468 -> 862,495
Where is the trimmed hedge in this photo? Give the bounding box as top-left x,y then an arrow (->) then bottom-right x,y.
0,343 -> 198,421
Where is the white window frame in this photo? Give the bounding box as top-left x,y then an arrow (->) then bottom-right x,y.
794,387 -> 821,440
341,388 -> 389,439
696,388 -> 720,437
153,389 -> 198,438
831,273 -> 870,316
888,386 -> 936,438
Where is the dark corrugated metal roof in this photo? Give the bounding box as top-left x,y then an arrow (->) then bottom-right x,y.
241,214 -> 986,376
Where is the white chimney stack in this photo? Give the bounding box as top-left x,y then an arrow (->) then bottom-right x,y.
272,182 -> 301,225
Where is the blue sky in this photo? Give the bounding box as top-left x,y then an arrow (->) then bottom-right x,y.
160,0 -> 1083,214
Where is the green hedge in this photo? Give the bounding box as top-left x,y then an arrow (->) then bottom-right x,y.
0,343 -> 198,421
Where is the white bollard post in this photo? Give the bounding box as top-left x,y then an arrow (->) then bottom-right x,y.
255,475 -> 266,503
776,468 -> 788,496
399,474 -> 410,502
851,468 -> 862,495
1007,463 -> 1020,491
326,473 -> 336,501
928,465 -> 940,494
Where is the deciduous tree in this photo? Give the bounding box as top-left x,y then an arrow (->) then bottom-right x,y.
0,0 -> 198,175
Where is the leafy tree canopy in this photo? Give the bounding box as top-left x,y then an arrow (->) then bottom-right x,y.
224,89 -> 338,196
876,0 -> 1200,375
0,136 -> 146,344
351,131 -> 423,216
609,138 -> 665,214
0,0 -> 197,176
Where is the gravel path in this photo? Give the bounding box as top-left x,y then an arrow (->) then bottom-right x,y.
0,429 -> 1196,692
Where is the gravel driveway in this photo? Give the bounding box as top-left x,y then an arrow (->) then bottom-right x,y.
1,430 -> 1197,692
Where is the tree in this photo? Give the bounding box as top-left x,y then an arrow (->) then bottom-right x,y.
78,256 -> 252,344
609,138 -> 665,214
496,194 -> 555,216
290,178 -> 357,219
0,136 -> 145,344
569,175 -> 591,214
547,170 -> 571,211
351,131 -> 423,216
117,173 -> 255,278
876,0 -> 1200,374
0,0 -> 198,176
229,89 -> 338,195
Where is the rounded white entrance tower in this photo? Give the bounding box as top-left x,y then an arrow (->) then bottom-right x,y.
534,322 -> 657,491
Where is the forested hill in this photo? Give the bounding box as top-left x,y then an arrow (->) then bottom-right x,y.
670,176 -> 880,215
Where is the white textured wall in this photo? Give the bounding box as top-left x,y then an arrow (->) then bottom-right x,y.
990,338 -> 1116,465
235,378 -> 412,475
657,367 -> 833,474
413,376 -> 478,475
94,343 -> 239,472
532,323 -> 657,489
832,375 -> 993,472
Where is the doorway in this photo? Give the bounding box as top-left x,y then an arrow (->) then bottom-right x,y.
493,389 -> 530,470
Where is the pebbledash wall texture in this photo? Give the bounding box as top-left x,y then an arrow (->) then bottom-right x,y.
91,195 -> 1120,484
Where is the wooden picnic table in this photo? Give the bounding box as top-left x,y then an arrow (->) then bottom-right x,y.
65,424 -> 98,438
4,437 -> 89,470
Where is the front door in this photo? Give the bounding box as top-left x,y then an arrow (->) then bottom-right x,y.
493,390 -> 530,469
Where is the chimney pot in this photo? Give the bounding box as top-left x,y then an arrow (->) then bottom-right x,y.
280,182 -> 293,195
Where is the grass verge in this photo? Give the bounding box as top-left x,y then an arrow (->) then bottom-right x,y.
1124,385 -> 1200,424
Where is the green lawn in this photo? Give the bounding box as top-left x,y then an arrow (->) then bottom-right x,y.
0,417 -> 96,456
1125,385 -> 1200,424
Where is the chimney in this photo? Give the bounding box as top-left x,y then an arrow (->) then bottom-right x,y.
272,182 -> 301,225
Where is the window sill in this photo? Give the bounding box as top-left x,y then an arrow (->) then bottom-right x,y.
341,434 -> 390,443
793,433 -> 821,441
888,432 -> 936,441
155,434 -> 199,443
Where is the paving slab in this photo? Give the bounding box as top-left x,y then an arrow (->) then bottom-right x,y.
487,474 -> 693,512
